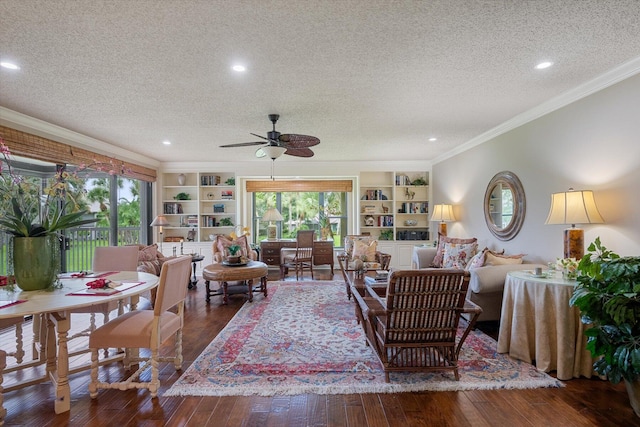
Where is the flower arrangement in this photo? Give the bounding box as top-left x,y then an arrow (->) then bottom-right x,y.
556,257 -> 579,280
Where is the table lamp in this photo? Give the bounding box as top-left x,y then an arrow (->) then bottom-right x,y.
430,204 -> 456,236
262,208 -> 283,240
150,215 -> 170,252
545,188 -> 604,259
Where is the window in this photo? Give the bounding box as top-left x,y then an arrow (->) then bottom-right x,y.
0,157 -> 148,274
252,191 -> 348,247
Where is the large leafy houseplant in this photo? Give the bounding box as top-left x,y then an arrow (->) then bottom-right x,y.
1,138 -> 98,290
0,140 -> 98,237
570,237 -> 640,416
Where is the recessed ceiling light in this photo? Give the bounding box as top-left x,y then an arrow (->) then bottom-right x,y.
232,65 -> 246,72
535,61 -> 553,70
162,140 -> 171,145
428,137 -> 437,142
0,61 -> 20,70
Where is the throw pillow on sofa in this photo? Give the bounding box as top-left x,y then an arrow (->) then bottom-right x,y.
442,241 -> 478,269
431,233 -> 477,267
484,251 -> 525,265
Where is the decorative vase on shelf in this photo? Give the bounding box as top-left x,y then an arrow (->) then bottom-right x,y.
177,173 -> 186,186
12,235 -> 59,291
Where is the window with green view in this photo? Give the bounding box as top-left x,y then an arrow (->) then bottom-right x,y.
252,191 -> 347,247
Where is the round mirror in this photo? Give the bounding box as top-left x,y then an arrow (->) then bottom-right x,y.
483,171 -> 526,241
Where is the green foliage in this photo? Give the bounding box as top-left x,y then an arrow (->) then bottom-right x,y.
411,177 -> 428,186
570,237 -> 640,383
379,229 -> 394,240
219,217 -> 233,226
174,192 -> 191,200
227,244 -> 242,255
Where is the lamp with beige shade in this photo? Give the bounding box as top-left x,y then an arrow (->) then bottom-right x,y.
150,215 -> 170,252
262,208 -> 284,240
430,204 -> 456,236
545,188 -> 604,260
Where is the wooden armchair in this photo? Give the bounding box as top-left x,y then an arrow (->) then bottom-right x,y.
337,235 -> 391,272
351,269 -> 482,382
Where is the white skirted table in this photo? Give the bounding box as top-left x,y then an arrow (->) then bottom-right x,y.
0,271 -> 158,414
497,270 -> 597,380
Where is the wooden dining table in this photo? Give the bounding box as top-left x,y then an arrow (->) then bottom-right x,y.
0,271 -> 159,414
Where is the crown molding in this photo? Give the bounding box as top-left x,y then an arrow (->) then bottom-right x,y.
433,56 -> 640,164
0,107 -> 159,169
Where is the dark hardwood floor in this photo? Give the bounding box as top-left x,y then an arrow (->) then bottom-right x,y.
3,267 -> 639,426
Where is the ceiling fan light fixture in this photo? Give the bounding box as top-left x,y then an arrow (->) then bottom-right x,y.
262,145 -> 287,160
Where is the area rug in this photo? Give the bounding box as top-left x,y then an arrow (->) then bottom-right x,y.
165,280 -> 562,396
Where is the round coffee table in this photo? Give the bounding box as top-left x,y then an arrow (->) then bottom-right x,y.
202,260 -> 268,304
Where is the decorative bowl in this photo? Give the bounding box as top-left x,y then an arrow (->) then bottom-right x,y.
404,220 -> 418,226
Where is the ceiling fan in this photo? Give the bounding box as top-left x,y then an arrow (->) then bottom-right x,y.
220,114 -> 320,158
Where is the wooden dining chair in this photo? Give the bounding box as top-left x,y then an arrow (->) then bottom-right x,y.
351,269 -> 482,382
280,230 -> 315,280
88,256 -> 191,398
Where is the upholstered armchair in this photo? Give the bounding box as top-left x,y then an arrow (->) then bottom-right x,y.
136,244 -> 177,276
337,235 -> 391,272
351,269 -> 482,382
211,234 -> 258,264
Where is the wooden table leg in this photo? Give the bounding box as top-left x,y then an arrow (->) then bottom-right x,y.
205,280 -> 211,302
222,282 -> 229,305
49,312 -> 71,414
247,279 -> 254,302
262,276 -> 268,298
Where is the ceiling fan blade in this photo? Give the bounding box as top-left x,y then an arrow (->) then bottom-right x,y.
279,134 -> 320,148
250,133 -> 270,141
220,141 -> 264,148
284,147 -> 314,158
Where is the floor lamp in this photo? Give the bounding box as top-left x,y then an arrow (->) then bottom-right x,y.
150,215 -> 170,252
430,204 -> 456,237
262,208 -> 283,240
545,188 -> 604,259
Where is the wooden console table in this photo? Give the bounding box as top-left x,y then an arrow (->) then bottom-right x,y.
260,239 -> 334,275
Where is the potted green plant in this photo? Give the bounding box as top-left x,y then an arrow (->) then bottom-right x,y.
0,139 -> 98,290
226,244 -> 242,264
411,176 -> 428,186
174,192 -> 191,200
570,237 -> 640,417
219,217 -> 233,227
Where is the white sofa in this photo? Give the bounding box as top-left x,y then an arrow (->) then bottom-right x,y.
412,246 -> 545,322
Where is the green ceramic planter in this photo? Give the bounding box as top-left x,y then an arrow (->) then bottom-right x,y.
13,236 -> 58,291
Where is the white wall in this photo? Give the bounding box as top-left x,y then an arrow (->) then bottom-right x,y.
432,73 -> 640,262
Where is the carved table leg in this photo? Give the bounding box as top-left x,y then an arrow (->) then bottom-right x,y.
247,279 -> 254,302
205,280 -> 211,302
49,312 -> 71,414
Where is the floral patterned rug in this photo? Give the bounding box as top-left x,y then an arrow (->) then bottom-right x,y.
164,280 -> 561,396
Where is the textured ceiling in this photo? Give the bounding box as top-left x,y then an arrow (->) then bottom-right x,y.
1,0 -> 640,164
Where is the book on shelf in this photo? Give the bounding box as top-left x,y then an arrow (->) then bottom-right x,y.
163,202 -> 183,214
